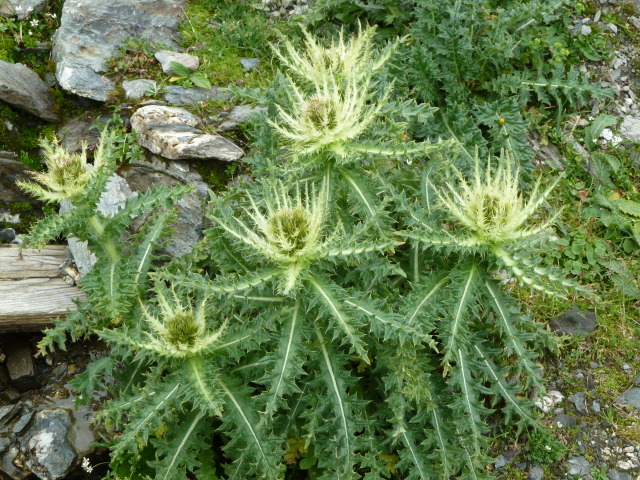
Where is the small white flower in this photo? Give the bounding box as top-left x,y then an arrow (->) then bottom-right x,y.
29,19 -> 39,28
81,457 -> 93,473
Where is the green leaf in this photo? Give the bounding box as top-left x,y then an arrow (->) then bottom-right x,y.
308,275 -> 369,363
190,72 -> 212,89
169,61 -> 192,77
588,114 -> 617,141
614,198 -> 640,218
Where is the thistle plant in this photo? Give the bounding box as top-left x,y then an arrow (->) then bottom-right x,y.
273,23 -> 395,87
25,20 -> 587,480
406,152 -> 577,296
271,75 -> 384,159
100,285 -> 227,359
17,134 -> 111,204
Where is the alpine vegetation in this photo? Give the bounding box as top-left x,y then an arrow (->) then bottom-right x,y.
24,19 -> 585,480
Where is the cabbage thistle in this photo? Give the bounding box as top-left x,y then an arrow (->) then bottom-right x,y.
213,180 -> 338,294
17,131 -> 112,204
128,287 -> 226,359
271,75 -> 383,158
434,153 -> 561,248
273,23 -> 394,86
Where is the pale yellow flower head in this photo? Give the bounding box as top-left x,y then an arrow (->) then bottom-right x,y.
219,180 -> 338,294
271,75 -> 383,158
274,23 -> 393,86
18,130 -> 113,204
435,153 -> 561,246
138,287 -> 226,359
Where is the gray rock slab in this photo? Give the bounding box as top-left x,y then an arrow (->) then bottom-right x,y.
567,455 -> 591,476
57,113 -> 113,154
528,464 -> 543,480
122,79 -> 158,99
0,61 -> 58,121
0,0 -> 47,19
550,306 -> 597,336
4,337 -> 36,392
552,413 -> 577,428
608,469 -> 633,480
0,228 -> 16,243
154,50 -> 199,74
568,392 -> 588,414
121,156 -> 206,257
217,105 -> 267,132
163,85 -> 232,105
620,115 -> 640,142
240,57 -> 259,71
615,387 -> 640,409
131,105 -> 244,161
19,409 -> 75,480
51,0 -> 185,101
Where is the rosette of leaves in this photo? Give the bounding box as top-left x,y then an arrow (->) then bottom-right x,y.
142,176 -> 447,478
381,152 -> 581,477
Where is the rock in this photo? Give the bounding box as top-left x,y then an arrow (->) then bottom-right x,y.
581,24 -> 592,35
217,105 -> 268,132
60,173 -> 135,276
121,156 -> 206,257
592,400 -> 601,413
4,336 -> 36,392
154,50 -> 199,74
95,173 -> 136,217
568,392 -> 588,414
619,115 -> 640,142
12,411 -> 33,434
17,409 -> 76,480
567,455 -> 591,476
0,61 -> 58,122
240,58 -> 259,71
630,16 -> 640,30
615,387 -> 640,409
122,79 -> 158,99
57,113 -> 113,154
552,413 -> 577,428
163,85 -> 231,106
0,154 -> 41,205
0,228 -> 16,243
549,307 -> 597,336
130,105 -> 244,161
51,0 -> 185,101
528,464 -> 544,480
534,390 -> 564,413
608,469 -> 633,480
0,0 -> 46,19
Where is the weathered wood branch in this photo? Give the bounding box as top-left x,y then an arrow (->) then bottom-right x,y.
0,245 -> 84,332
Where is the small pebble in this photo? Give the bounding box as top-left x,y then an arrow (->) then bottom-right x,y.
581,24 -> 592,35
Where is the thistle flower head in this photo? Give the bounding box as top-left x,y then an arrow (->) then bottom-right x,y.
434,153 -> 560,246
222,180 -> 337,293
271,76 -> 382,158
139,286 -> 226,359
18,130 -> 113,204
274,23 -> 392,86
